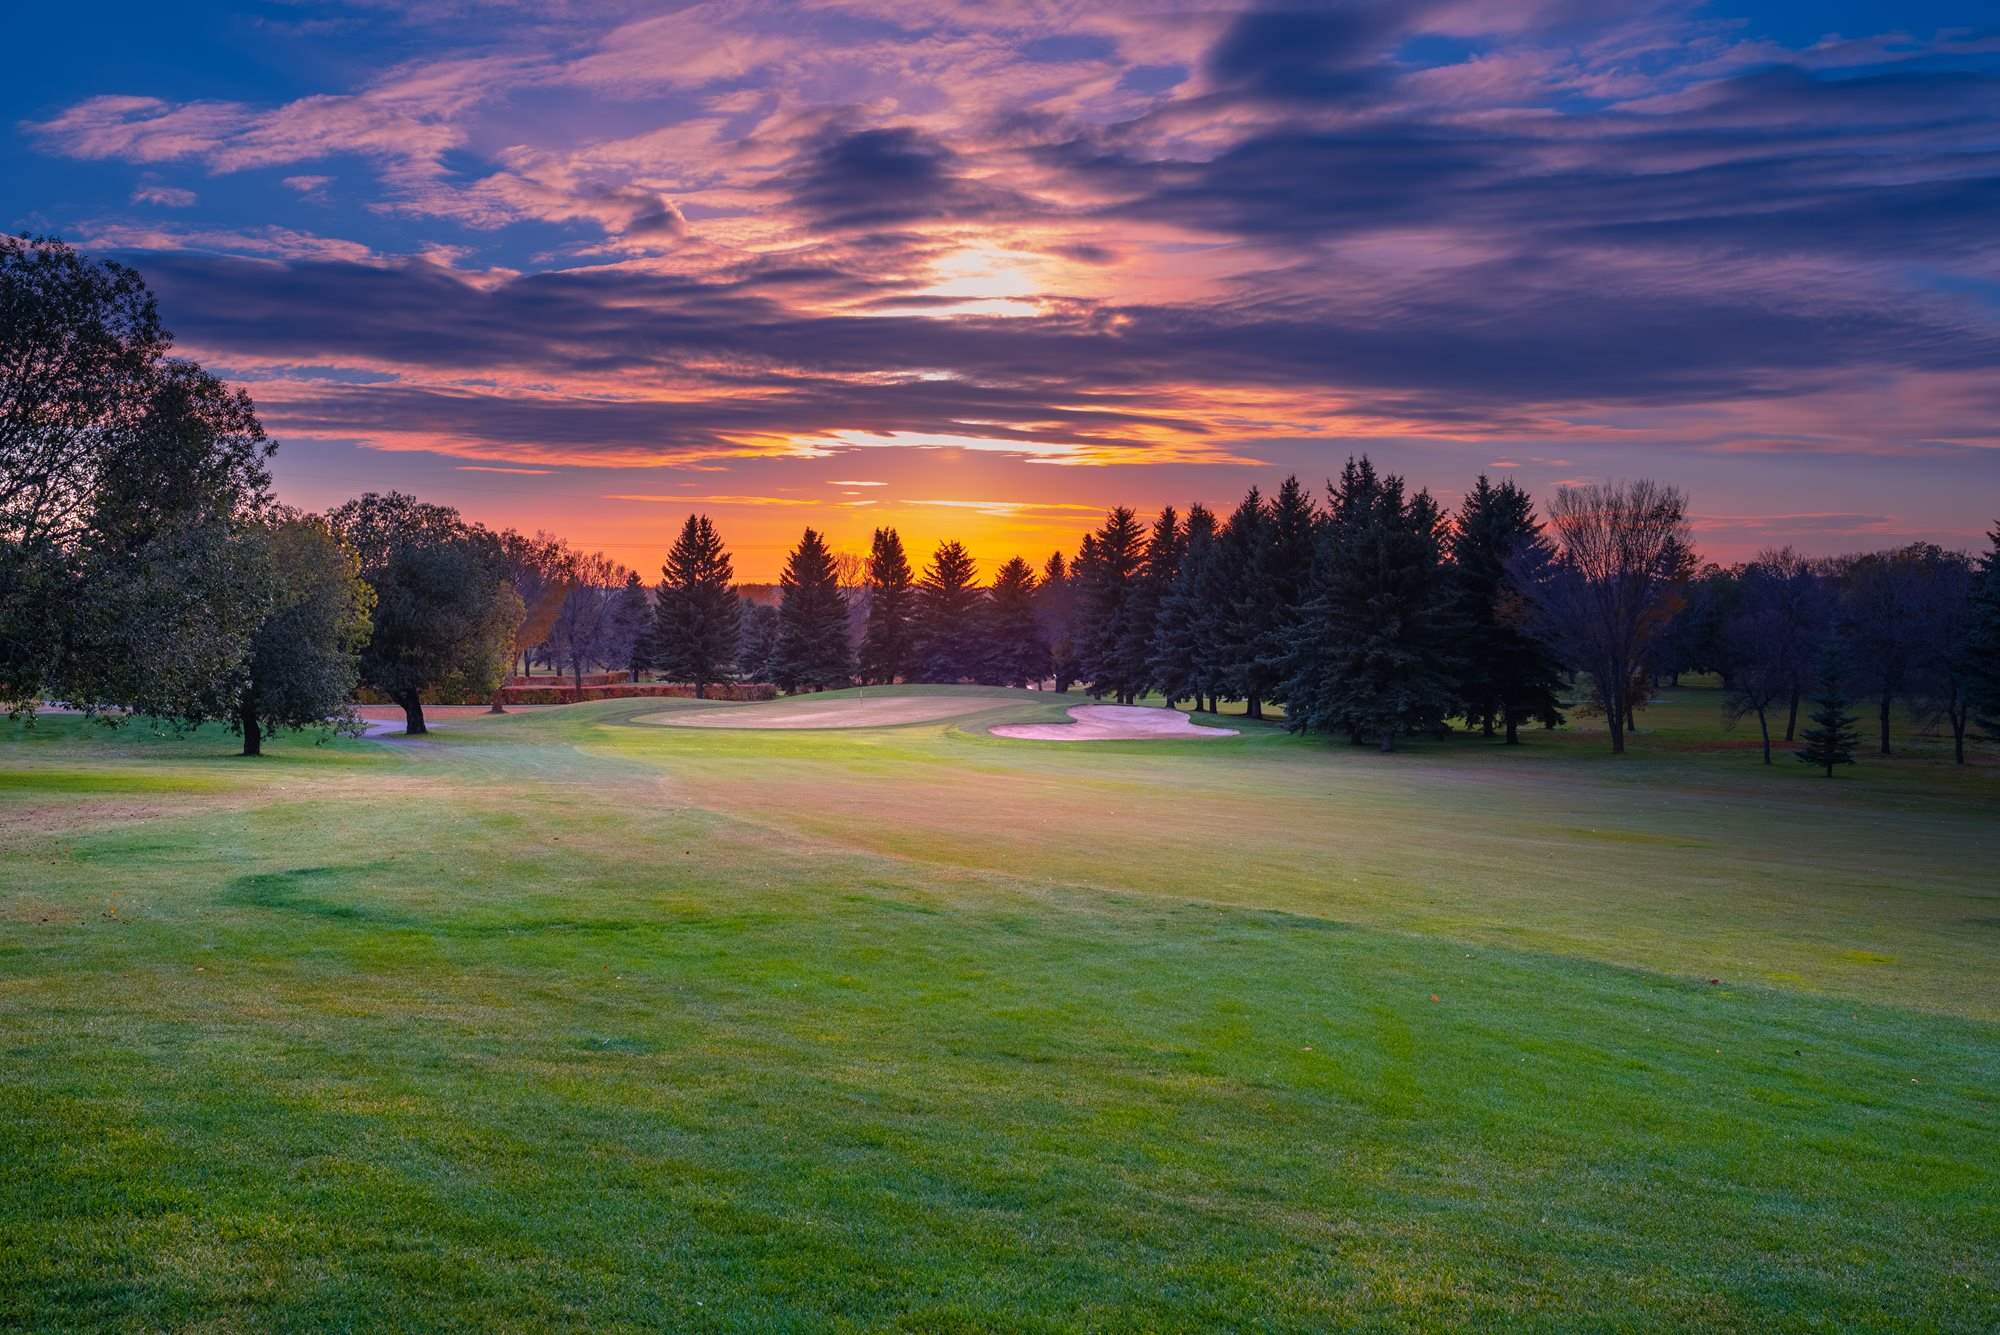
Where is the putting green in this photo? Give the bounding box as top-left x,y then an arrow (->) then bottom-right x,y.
637,690 -> 1023,729
992,703 -> 1240,741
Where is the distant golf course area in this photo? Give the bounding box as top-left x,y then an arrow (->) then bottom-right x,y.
3,686 -> 1995,1332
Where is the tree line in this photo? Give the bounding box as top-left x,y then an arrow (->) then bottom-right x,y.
651,464 -> 2000,766
7,235 -> 1997,766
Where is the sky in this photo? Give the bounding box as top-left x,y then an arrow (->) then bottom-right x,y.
8,0 -> 2000,580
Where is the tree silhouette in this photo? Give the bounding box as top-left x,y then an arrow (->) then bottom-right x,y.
773,527 -> 851,691
985,556 -> 1047,687
915,540 -> 984,682
1795,654 -> 1861,777
1532,480 -> 1693,754
1451,476 -> 1566,743
1150,502 -> 1225,714
1285,458 -> 1456,751
654,513 -> 740,698
859,527 -> 916,684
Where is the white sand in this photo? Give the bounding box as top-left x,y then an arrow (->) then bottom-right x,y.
642,695 -> 1002,730
990,705 -> 1239,742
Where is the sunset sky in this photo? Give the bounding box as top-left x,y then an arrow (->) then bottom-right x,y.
9,0 -> 1999,580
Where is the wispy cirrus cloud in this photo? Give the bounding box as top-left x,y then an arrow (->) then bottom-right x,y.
10,0 -> 1999,564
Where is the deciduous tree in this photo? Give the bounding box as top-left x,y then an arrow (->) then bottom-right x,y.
230,515 -> 374,756
1532,480 -> 1693,754
327,492 -> 521,735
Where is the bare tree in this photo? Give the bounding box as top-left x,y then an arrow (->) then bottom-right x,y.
1534,481 -> 1693,754
551,550 -> 630,689
831,549 -> 868,596
1906,549 -> 1977,763
1721,558 -> 1812,764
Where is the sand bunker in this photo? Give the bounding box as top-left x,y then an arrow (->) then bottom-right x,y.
990,705 -> 1239,742
643,695 -> 1003,730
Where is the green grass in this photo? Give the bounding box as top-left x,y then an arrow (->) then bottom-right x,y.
2,689 -> 1995,1331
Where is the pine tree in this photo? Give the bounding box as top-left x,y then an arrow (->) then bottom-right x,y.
736,601 -> 779,683
1284,458 -> 1457,751
1449,476 -> 1567,743
613,570 -> 651,681
1795,653 -> 1861,777
773,527 -> 851,692
1215,488 -> 1271,717
910,541 -> 983,682
1073,508 -> 1147,703
1120,507 -> 1182,700
985,556 -> 1047,687
1037,550 -> 1077,693
1254,476 -> 1318,705
1150,502 -> 1225,713
653,513 -> 741,698
858,526 -> 916,684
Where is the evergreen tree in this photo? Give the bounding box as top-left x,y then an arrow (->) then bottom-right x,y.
1073,509 -> 1147,703
858,527 -> 916,684
1150,502 -> 1226,714
1215,488 -> 1271,717
1254,476 -> 1318,705
1036,550 -> 1078,693
736,602 -> 780,683
1795,653 -> 1861,777
1449,476 -> 1567,743
985,556 -> 1047,687
773,527 -> 851,691
653,513 -> 741,698
914,540 -> 984,682
1284,458 -> 1457,751
613,571 -> 650,681
1122,507 -> 1183,700
1971,523 -> 2000,742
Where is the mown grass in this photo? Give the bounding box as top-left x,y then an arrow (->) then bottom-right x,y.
1,689 -> 1995,1332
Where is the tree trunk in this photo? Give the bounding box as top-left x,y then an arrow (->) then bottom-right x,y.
1504,715 -> 1520,745
1245,695 -> 1262,720
1606,672 -> 1626,755
399,691 -> 428,735
1378,729 -> 1394,754
1878,689 -> 1892,756
695,680 -> 708,700
239,690 -> 262,757
1756,707 -> 1770,765
1481,711 -> 1495,738
1953,715 -> 1966,765
1784,687 -> 1800,742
